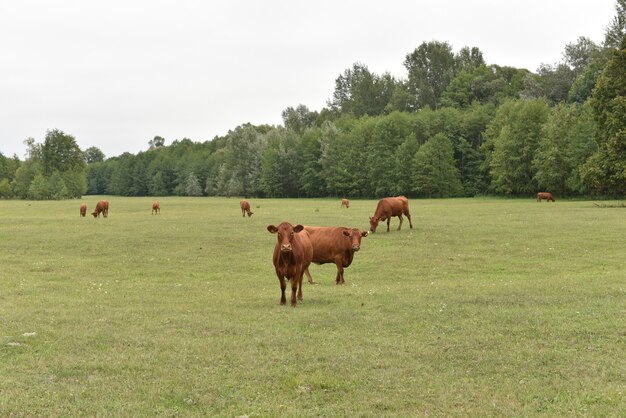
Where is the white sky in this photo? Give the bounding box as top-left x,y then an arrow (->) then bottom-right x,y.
0,0 -> 617,159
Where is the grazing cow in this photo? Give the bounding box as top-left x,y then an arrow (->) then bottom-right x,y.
240,200 -> 253,217
537,192 -> 556,202
79,203 -> 87,217
91,200 -> 109,218
267,222 -> 313,307
152,201 -> 160,214
341,198 -> 350,208
369,196 -> 413,233
303,226 -> 368,285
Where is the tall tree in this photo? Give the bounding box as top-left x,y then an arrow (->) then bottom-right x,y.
582,35 -> 626,195
84,146 -> 105,164
148,136 -> 165,150
533,103 -> 580,195
455,46 -> 485,72
604,0 -> 626,48
329,63 -> 397,117
404,41 -> 456,110
483,99 -> 551,195
41,129 -> 86,176
412,133 -> 463,197
282,105 -> 318,135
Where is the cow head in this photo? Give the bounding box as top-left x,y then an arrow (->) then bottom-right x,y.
342,228 -> 368,252
369,216 -> 381,233
267,222 -> 305,253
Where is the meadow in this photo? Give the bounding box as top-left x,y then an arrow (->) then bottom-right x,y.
0,196 -> 624,417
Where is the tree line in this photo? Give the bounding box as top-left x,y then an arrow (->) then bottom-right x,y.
1,1 -> 625,199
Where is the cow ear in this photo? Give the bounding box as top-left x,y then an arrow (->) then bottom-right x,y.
342,230 -> 350,237
293,224 -> 304,233
267,225 -> 278,234
361,231 -> 369,237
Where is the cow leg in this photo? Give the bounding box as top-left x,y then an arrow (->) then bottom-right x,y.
386,217 -> 391,232
335,264 -> 345,285
290,278 -> 298,307
304,268 -> 315,284
406,211 -> 413,229
297,274 -> 304,301
397,214 -> 403,231
278,276 -> 287,305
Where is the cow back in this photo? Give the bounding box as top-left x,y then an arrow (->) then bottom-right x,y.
304,226 -> 350,263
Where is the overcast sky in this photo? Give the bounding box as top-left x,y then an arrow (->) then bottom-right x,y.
0,0 -> 618,159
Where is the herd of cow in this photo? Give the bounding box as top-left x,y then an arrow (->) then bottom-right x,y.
79,191 -> 555,307
259,195 -> 414,307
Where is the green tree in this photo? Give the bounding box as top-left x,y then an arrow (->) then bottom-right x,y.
522,63 -> 575,105
455,46 -> 485,72
282,105 -> 318,135
0,178 -> 13,198
329,63 -> 397,117
412,133 -> 463,197
184,172 -> 203,196
48,171 -> 70,199
28,174 -> 50,200
533,103 -> 578,195
11,160 -> 41,199
298,128 -> 325,197
41,129 -> 86,176
148,136 -> 166,150
604,0 -> 626,48
0,153 -> 21,184
84,146 -> 105,164
404,41 -> 456,109
582,35 -> 626,195
483,99 -> 550,195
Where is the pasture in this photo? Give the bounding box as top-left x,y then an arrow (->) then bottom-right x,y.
1,196 -> 624,416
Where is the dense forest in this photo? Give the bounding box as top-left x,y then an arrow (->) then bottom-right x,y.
1,2 -> 625,199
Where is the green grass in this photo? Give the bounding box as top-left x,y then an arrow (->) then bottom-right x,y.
0,196 -> 624,416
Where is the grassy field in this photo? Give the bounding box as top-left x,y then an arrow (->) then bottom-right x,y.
0,196 -> 624,417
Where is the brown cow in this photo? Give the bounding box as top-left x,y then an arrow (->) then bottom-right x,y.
369,196 -> 413,233
91,200 -> 109,218
152,201 -> 160,214
537,192 -> 555,202
341,198 -> 350,208
267,222 -> 313,307
79,203 -> 87,217
303,226 -> 368,285
240,200 -> 253,217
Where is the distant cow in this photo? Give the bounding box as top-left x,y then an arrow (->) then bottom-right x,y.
240,200 -> 253,217
341,198 -> 350,208
267,222 -> 313,307
91,200 -> 109,218
79,203 -> 87,217
303,226 -> 368,285
152,201 -> 160,214
537,192 -> 555,202
369,196 -> 413,233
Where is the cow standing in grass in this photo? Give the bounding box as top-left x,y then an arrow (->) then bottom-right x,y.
303,226 -> 368,285
79,203 -> 87,217
92,200 -> 109,218
267,222 -> 313,307
341,198 -> 350,208
369,196 -> 413,233
152,201 -> 160,214
240,200 -> 254,217
537,192 -> 556,202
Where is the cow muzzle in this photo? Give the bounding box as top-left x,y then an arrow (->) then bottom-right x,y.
280,244 -> 293,253
352,245 -> 360,252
